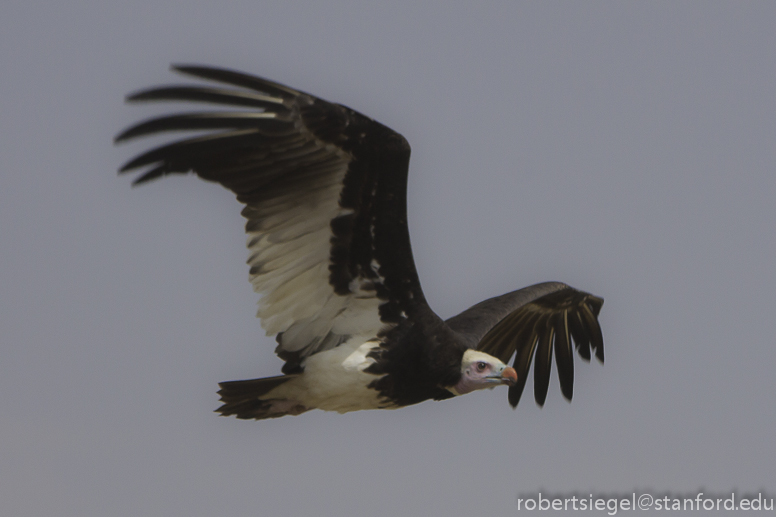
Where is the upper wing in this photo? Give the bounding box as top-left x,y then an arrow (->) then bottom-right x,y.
116,65 -> 429,372
445,282 -> 603,407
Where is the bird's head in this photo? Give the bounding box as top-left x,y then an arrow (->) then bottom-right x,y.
449,349 -> 518,396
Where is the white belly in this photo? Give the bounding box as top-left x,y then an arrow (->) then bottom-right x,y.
264,336 -> 395,414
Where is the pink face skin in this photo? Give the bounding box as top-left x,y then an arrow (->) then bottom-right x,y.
451,350 -> 518,396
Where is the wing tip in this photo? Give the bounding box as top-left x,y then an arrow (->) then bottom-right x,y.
170,63 -> 208,75
491,284 -> 605,411
169,64 -> 302,98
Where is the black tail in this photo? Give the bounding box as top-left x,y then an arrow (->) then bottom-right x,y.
216,375 -> 309,420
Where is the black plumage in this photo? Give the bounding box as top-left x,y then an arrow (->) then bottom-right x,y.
116,65 -> 605,418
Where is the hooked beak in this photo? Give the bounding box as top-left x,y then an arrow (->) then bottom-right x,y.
488,366 -> 517,387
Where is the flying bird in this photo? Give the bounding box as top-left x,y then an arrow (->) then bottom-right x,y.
116,65 -> 604,420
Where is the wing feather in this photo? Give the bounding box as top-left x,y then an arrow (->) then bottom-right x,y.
116,65 -> 428,369
581,302 -> 605,362
127,85 -> 286,109
533,323 -> 554,407
553,311 -> 574,401
172,64 -> 302,98
446,282 -> 604,408
507,332 -> 538,408
116,112 -> 288,141
568,309 -> 591,362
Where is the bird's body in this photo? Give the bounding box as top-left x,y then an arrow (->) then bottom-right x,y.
228,338 -> 389,417
117,66 -> 604,419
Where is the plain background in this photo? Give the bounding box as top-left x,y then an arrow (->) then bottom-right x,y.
2,2 -> 774,516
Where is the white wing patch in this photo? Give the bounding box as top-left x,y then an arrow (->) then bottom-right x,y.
244,150 -> 386,358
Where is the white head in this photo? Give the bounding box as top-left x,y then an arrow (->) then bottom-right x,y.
449,349 -> 518,396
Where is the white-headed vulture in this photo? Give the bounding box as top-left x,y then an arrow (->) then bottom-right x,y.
116,66 -> 604,419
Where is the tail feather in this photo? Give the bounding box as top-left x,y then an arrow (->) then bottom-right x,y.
216,375 -> 309,420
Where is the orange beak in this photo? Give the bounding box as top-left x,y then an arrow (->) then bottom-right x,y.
501,366 -> 518,386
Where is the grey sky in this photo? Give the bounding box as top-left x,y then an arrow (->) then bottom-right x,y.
2,2 -> 775,516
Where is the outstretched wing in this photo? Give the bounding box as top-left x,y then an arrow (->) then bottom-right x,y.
116,65 -> 428,372
445,282 -> 603,407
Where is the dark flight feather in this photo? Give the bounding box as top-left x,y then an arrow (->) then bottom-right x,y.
447,282 -> 604,408
126,85 -> 286,109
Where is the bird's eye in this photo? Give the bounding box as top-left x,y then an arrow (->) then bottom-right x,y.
476,362 -> 488,372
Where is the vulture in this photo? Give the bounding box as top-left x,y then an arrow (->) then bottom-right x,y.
116,65 -> 604,420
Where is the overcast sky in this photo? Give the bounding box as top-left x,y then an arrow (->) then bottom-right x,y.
2,2 -> 775,516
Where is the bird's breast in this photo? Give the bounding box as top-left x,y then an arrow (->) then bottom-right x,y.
267,336 -> 395,413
